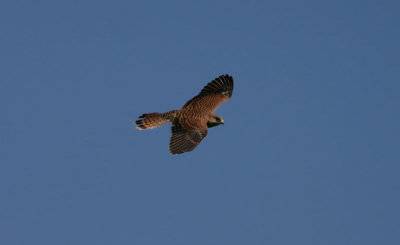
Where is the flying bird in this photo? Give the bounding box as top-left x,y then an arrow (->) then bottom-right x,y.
134,74 -> 234,154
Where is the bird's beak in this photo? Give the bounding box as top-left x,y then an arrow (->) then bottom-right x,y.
221,119 -> 224,124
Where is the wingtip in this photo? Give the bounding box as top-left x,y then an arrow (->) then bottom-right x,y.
133,119 -> 147,130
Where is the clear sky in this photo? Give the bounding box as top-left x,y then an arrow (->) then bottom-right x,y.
1,0 -> 399,244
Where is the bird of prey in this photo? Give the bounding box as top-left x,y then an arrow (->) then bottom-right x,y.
134,74 -> 234,154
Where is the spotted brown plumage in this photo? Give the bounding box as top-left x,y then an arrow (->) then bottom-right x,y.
134,74 -> 234,154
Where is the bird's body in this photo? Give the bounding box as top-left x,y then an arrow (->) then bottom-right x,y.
134,74 -> 234,154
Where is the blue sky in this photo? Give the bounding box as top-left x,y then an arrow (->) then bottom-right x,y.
1,0 -> 399,244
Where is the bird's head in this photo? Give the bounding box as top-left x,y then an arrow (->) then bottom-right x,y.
207,115 -> 224,128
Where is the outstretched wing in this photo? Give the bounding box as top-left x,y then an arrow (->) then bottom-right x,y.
169,121 -> 208,154
182,74 -> 234,113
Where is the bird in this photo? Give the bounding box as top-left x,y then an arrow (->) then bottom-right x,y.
134,74 -> 234,154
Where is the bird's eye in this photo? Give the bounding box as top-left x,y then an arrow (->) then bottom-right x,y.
216,117 -> 220,122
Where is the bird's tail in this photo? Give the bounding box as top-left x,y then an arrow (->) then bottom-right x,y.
134,110 -> 179,130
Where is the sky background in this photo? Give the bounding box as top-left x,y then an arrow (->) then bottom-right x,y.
1,0 -> 399,244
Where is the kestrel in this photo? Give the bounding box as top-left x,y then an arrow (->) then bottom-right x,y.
134,74 -> 234,154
